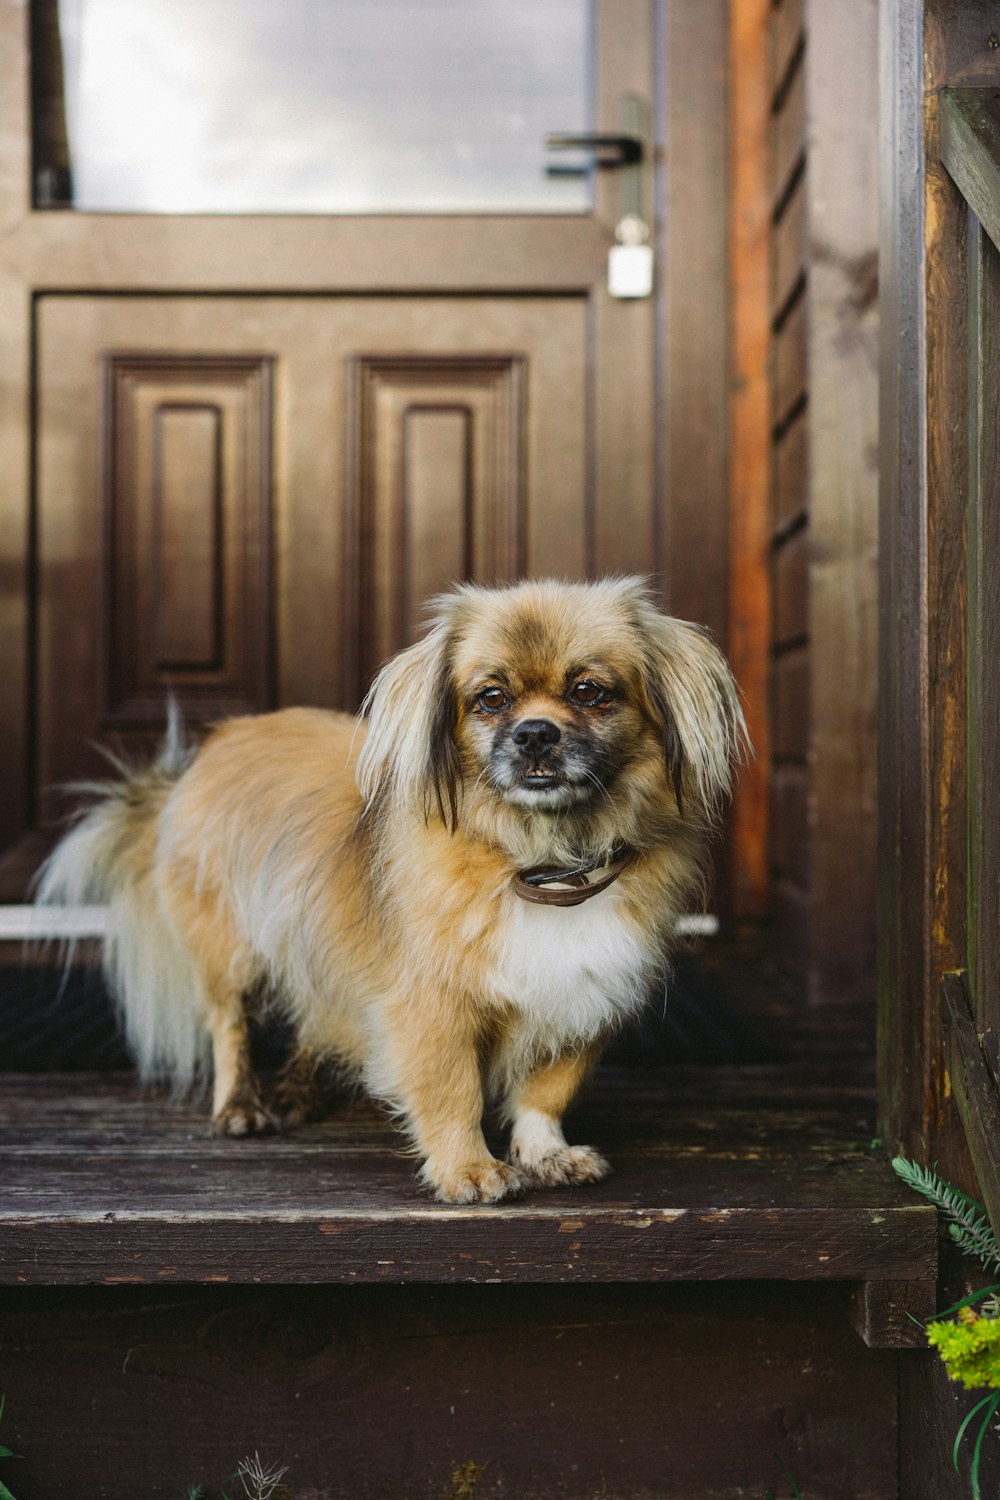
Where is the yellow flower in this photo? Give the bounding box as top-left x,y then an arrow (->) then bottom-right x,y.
927,1310 -> 1000,1390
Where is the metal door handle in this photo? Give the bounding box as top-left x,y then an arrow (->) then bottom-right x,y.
545,133 -> 643,167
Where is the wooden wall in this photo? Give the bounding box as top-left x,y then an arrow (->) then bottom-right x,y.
729,0 -> 879,1008
0,1283 -> 903,1500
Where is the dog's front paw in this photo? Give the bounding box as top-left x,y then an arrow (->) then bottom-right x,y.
424,1157 -> 524,1205
511,1142 -> 612,1188
508,1108 -> 612,1188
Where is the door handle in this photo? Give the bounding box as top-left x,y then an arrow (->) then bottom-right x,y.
545,133 -> 643,167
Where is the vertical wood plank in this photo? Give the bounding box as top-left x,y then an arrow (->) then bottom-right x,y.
803,0 -> 879,1007
0,270 -> 32,846
661,0 -> 729,639
773,411 -> 808,532
769,53 -> 806,210
0,0 -> 30,233
727,0 -> 773,917
878,0 -> 932,1155
769,0 -> 805,98
591,0 -> 656,579
966,215 -> 1000,1041
877,0 -> 998,1164
0,5 -> 32,845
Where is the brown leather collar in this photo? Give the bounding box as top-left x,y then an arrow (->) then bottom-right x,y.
513,848 -> 637,907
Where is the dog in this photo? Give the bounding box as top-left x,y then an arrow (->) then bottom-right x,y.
38,577 -> 746,1203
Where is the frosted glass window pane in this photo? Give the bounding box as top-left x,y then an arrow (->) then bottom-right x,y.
53,0 -> 592,214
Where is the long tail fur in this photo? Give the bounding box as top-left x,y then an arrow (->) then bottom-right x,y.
35,716 -> 210,1089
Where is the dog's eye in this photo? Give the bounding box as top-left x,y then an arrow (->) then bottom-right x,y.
475,686 -> 510,714
569,680 -> 608,707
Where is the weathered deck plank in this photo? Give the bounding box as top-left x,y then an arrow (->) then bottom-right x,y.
0,1069 -> 937,1289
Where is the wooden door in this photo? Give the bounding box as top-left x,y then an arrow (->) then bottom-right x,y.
0,0 -> 669,892
34,295 -> 589,795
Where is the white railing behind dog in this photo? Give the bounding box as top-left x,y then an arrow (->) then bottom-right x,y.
0,906 -> 719,941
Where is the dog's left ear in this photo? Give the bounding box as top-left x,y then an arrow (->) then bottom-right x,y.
635,603 -> 748,820
356,615 -> 462,830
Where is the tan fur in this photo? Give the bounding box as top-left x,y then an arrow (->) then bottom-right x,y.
38,577 -> 746,1203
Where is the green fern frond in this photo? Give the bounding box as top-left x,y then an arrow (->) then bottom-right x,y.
949,1218 -> 1000,1275
892,1158 -> 1000,1274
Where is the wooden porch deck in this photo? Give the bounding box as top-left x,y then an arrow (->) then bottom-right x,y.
0,1067 -> 937,1322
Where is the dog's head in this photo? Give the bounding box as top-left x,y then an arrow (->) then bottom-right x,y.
357,578 -> 746,836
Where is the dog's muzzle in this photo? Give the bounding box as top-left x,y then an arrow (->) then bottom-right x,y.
509,718 -> 564,787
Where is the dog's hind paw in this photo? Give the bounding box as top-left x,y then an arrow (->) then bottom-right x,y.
213,1093 -> 280,1138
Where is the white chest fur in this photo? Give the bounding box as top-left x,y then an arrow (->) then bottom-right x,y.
490,889 -> 657,1045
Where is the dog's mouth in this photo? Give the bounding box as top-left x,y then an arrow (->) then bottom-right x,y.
485,739 -> 602,809
497,761 -> 594,808
517,767 -> 564,789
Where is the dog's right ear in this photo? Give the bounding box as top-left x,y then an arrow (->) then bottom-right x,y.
356,618 -> 462,830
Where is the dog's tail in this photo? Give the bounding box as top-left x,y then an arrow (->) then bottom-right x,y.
35,709 -> 210,1090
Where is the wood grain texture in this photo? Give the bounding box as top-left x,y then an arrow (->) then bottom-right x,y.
773,290 -> 808,426
878,0 -> 1000,1162
0,1281 -> 900,1500
965,216 -> 1000,1039
0,1070 -> 937,1291
900,1344 -> 1000,1500
772,177 -> 807,319
942,971 -> 1000,1237
727,0 -> 773,918
877,0 -> 933,1157
941,86 -> 1000,249
772,647 -> 809,760
769,0 -> 805,98
102,353 -> 275,724
769,49 -> 806,211
773,527 -> 809,645
0,271 -> 32,853
661,0 -> 729,641
849,1277 -> 938,1349
772,763 -> 809,888
590,0 -> 656,580
347,355 -> 525,697
803,0 -> 879,1009
773,407 -> 808,532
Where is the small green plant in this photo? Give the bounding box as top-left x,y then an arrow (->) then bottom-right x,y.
892,1158 -> 1000,1273
230,1453 -> 289,1500
763,1451 -> 802,1498
183,1453 -> 291,1500
0,1397 -> 22,1500
893,1157 -> 1000,1498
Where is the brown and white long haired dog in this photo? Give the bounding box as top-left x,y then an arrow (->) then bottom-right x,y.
39,578 -> 746,1203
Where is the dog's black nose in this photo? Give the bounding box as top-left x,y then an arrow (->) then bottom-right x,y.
512,718 -> 561,752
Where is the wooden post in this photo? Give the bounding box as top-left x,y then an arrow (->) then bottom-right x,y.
727,0 -> 772,919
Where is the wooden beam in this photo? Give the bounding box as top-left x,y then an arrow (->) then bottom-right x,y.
877,0 -> 990,1165
941,87 -> 1000,252
942,971 -> 1000,1236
